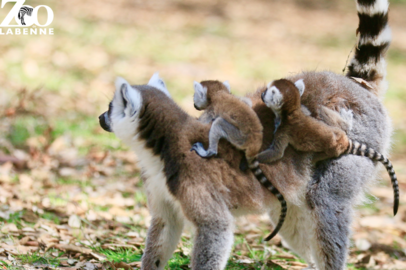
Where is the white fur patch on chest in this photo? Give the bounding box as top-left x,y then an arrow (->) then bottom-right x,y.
129,135 -> 180,212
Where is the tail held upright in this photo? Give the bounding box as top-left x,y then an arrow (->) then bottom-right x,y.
346,0 -> 391,97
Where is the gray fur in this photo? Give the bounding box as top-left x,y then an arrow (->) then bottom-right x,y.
191,117 -> 244,158
141,198 -> 184,270
290,71 -> 391,270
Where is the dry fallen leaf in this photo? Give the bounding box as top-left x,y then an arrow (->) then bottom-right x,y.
46,244 -> 92,255
69,214 -> 82,228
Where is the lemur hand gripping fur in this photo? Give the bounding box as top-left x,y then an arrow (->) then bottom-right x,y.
191,80 -> 287,240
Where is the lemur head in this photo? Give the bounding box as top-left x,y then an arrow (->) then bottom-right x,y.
193,80 -> 230,110
99,73 -> 171,141
262,79 -> 305,115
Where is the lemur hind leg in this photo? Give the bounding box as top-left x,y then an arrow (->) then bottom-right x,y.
306,155 -> 376,270
182,188 -> 234,270
192,213 -> 234,270
256,132 -> 289,164
312,108 -> 354,162
191,117 -> 245,158
141,198 -> 184,270
271,204 -> 317,269
318,107 -> 353,133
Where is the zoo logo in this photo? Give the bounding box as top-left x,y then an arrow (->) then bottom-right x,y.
1,0 -> 54,27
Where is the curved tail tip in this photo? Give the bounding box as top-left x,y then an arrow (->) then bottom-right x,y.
394,200 -> 399,216
263,231 -> 277,242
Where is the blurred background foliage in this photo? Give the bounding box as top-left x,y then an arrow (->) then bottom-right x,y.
0,0 -> 405,155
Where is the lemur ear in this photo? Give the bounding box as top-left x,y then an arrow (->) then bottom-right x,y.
115,77 -> 132,100
194,81 -> 207,98
193,81 -> 208,110
223,81 -> 231,92
115,77 -> 142,116
148,72 -> 171,98
294,79 -> 305,96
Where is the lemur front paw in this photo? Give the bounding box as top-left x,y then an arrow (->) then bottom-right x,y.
256,150 -> 276,164
191,142 -> 217,158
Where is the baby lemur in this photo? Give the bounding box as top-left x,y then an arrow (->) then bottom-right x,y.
191,80 -> 286,241
258,78 -> 399,215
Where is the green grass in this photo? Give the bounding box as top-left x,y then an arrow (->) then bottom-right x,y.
3,113 -> 123,155
348,264 -> 366,270
6,116 -> 49,148
16,250 -> 63,266
166,252 -> 190,270
0,211 -> 24,228
0,209 -> 62,227
134,190 -> 148,207
56,177 -> 93,189
98,248 -> 142,263
40,211 -> 61,225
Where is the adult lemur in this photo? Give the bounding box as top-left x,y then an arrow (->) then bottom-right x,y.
190,80 -> 287,241
99,0 -> 393,269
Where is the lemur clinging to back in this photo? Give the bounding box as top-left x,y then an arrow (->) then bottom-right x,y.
258,78 -> 399,215
190,80 -> 286,241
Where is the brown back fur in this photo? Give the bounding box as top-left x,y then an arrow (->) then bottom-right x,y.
200,80 -> 263,158
266,77 -> 350,158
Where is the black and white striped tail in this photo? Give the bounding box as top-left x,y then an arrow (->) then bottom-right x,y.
346,0 -> 391,96
346,140 -> 399,215
249,158 -> 287,241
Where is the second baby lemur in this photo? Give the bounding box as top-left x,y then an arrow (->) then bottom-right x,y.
259,78 -> 399,215
191,80 -> 286,241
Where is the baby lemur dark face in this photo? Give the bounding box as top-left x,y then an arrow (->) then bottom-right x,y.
262,79 -> 304,115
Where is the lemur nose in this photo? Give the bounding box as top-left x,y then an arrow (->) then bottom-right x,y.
99,112 -> 112,132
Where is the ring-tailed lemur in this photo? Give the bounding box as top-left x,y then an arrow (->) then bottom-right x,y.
259,78 -> 399,215
190,80 -> 286,241
99,74 -> 308,270
99,0 -> 394,268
